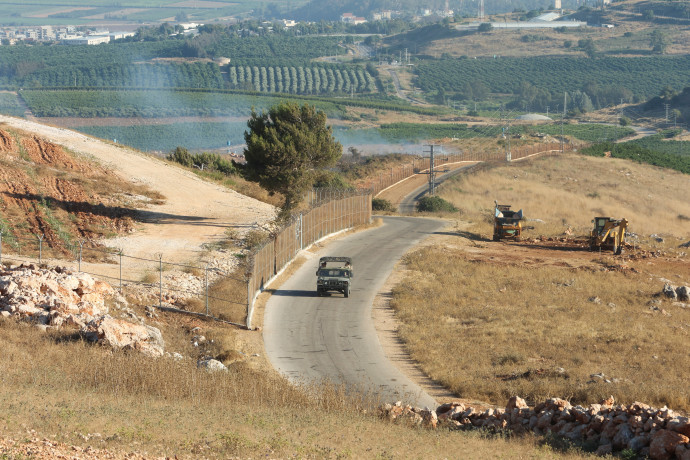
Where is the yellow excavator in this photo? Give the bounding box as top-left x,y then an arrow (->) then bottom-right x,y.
589,217 -> 628,255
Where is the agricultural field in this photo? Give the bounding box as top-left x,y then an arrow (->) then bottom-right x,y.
227,64 -> 375,95
414,56 -> 690,103
19,90 -> 345,118
0,36 -> 346,89
336,122 -> 634,144
581,133 -> 690,174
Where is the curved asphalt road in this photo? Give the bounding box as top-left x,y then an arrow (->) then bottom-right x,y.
399,162 -> 478,213
263,216 -> 444,408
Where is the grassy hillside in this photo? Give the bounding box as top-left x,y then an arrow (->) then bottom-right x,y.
390,152 -> 690,415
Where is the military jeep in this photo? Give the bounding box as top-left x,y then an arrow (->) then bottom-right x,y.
316,256 -> 353,298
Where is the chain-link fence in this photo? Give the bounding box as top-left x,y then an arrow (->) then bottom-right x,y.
246,188 -> 372,328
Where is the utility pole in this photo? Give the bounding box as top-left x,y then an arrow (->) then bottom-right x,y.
421,145 -> 440,195
504,125 -> 512,162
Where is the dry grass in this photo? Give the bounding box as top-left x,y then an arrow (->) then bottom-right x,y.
439,153 -> 690,240
391,245 -> 690,411
425,17 -> 690,58
0,317 -> 590,459
388,153 -> 690,412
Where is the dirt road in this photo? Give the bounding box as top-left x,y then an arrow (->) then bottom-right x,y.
0,115 -> 275,264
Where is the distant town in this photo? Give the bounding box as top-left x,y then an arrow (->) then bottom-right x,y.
0,25 -> 136,45
0,6 -> 465,46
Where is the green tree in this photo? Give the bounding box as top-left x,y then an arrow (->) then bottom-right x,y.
578,38 -> 597,58
650,29 -> 668,54
477,23 -> 492,33
243,102 -> 342,213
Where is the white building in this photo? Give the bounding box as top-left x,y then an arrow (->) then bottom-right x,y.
63,35 -> 111,45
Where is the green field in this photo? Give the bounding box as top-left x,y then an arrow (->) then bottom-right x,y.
581,131 -> 690,174
19,90 -> 349,118
17,89 -> 445,120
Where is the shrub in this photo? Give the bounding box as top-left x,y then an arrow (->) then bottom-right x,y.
244,228 -> 269,250
416,196 -> 458,213
372,198 -> 395,212
167,147 -> 237,176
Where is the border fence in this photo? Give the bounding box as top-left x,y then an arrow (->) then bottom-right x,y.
363,143 -> 576,195
246,188 -> 372,328
0,187 -> 372,330
0,141 -> 571,329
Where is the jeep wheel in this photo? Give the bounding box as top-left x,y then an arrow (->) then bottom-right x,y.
344,288 -> 349,298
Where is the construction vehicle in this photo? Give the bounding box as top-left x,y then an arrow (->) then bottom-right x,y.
493,201 -> 523,241
316,257 -> 353,298
589,217 -> 628,255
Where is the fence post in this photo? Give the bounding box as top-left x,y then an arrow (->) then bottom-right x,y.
205,265 -> 209,316
300,213 -> 303,250
38,235 -> 44,263
246,278 -> 252,330
119,249 -> 123,293
78,240 -> 84,271
158,253 -> 163,308
0,230 -> 2,265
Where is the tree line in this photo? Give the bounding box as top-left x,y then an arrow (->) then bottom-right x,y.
416,56 -> 690,113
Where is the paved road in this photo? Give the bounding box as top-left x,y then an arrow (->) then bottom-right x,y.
399,163 -> 478,213
263,216 -> 444,408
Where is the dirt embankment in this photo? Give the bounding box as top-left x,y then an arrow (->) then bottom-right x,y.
0,115 -> 276,264
0,128 -> 137,251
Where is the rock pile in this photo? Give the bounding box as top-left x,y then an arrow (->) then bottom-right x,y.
82,315 -> 165,357
1,263 -> 164,356
662,283 -> 690,302
380,396 -> 690,459
0,263 -> 112,327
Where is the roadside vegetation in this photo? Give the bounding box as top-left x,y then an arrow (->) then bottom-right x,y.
416,195 -> 458,213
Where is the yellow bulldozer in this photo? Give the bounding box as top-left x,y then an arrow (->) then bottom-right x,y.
493,201 -> 523,241
589,217 -> 628,255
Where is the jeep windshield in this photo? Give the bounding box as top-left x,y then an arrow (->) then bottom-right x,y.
318,269 -> 349,277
